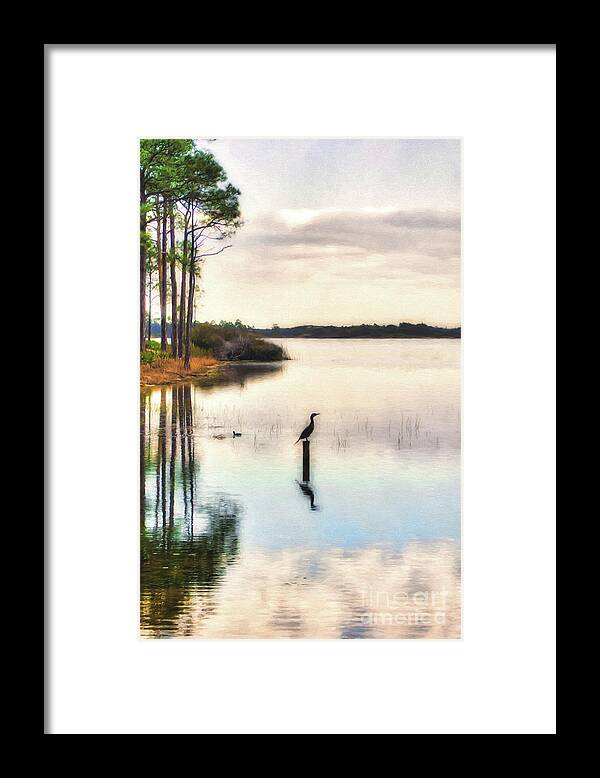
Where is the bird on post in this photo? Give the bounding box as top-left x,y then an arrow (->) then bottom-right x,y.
295,413 -> 320,444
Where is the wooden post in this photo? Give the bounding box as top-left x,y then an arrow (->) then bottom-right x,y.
302,440 -> 310,482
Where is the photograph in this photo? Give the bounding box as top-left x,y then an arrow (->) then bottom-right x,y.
46,44 -> 555,735
139,138 -> 462,638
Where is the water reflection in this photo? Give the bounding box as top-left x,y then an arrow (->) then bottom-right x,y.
296,479 -> 319,511
165,542 -> 460,639
140,498 -> 241,637
141,382 -> 242,637
141,340 -> 461,638
189,361 -> 284,394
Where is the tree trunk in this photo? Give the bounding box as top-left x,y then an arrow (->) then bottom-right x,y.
156,196 -> 164,350
140,170 -> 147,352
169,208 -> 178,358
184,257 -> 195,369
147,269 -> 152,340
184,211 -> 195,370
160,206 -> 168,352
178,223 -> 188,358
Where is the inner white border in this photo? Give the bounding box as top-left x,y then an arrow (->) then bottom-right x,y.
47,45 -> 556,735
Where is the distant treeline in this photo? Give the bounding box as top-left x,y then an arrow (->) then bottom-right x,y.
148,319 -> 251,339
251,323 -> 461,339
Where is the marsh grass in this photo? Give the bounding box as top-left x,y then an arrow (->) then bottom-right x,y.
173,403 -> 442,452
140,355 -> 219,386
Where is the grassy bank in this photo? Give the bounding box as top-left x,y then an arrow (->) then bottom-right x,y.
140,355 -> 220,386
140,322 -> 288,386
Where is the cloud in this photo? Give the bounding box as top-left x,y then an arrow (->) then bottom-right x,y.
223,206 -> 460,285
199,206 -> 461,326
249,207 -> 459,256
163,542 -> 461,639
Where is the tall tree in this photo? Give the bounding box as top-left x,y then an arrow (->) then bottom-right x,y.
155,197 -> 164,348
161,205 -> 168,351
140,140 -> 241,363
178,205 -> 190,358
178,149 -> 241,367
139,140 -> 193,352
139,168 -> 147,352
145,244 -> 158,340
169,208 -> 178,357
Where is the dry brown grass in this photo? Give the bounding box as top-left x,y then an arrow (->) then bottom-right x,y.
140,355 -> 220,385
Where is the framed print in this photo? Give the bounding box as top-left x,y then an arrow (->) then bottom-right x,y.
47,44 -> 555,735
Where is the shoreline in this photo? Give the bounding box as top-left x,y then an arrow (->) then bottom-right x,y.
140,361 -> 223,387
265,335 -> 461,340
140,359 -> 285,388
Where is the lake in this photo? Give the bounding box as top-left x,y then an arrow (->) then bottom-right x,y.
140,338 -> 461,638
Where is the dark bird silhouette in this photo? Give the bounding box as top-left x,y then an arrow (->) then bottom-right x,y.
232,431 -> 242,437
295,413 -> 320,444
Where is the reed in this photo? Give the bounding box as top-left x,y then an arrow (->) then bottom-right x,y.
140,355 -> 219,386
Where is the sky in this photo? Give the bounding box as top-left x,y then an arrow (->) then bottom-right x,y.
196,138 -> 461,328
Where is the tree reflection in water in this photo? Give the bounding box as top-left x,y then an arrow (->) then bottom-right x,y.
140,383 -> 242,637
139,341 -> 462,639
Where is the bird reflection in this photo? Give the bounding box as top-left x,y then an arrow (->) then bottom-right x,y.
296,479 -> 319,511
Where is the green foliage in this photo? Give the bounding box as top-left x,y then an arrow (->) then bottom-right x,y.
140,230 -> 154,251
191,323 -> 225,352
141,342 -> 171,365
140,139 -> 195,198
190,322 -> 288,362
218,319 -> 252,330
191,345 -> 214,359
140,139 -> 244,358
141,351 -> 156,365
140,139 -> 241,230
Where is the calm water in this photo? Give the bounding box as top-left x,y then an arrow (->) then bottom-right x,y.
140,339 -> 461,638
